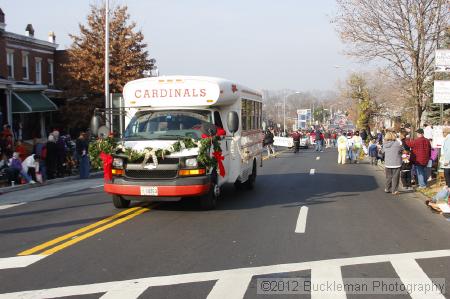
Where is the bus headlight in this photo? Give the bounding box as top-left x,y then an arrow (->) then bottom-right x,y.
184,158 -> 198,168
112,157 -> 124,169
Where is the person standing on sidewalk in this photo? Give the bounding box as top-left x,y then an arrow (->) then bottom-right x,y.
346,132 -> 354,162
337,132 -> 348,164
46,134 -> 58,180
263,128 -> 275,158
291,130 -> 301,153
315,130 -> 323,152
351,131 -> 363,164
441,128 -> 450,188
399,131 -> 412,190
406,129 -> 431,189
331,131 -> 337,148
76,132 -> 90,179
368,139 -> 378,165
382,131 -> 402,195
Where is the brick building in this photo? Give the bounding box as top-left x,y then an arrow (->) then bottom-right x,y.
0,8 -> 60,141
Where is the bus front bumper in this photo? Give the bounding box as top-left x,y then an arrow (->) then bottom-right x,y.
104,176 -> 211,197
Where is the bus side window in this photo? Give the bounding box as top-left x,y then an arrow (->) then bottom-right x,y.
214,111 -> 224,128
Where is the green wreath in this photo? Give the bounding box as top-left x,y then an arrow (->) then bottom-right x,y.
89,136 -> 222,171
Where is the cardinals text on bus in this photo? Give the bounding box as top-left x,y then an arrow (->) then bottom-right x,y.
134,88 -> 207,99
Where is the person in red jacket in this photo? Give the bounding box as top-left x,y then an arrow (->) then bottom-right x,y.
406,128 -> 431,189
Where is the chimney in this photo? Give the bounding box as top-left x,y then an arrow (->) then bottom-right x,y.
0,8 -> 5,31
48,31 -> 55,43
25,24 -> 34,37
0,8 -> 5,24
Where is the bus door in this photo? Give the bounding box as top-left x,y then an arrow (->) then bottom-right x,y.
213,110 -> 230,185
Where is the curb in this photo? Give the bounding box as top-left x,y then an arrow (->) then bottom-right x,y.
0,171 -> 104,195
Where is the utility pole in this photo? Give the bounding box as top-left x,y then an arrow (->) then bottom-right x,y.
105,0 -> 111,132
283,93 -> 286,134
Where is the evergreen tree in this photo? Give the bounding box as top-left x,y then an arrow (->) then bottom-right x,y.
346,74 -> 375,133
58,4 -> 151,129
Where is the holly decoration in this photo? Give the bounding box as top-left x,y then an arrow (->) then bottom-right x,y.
198,128 -> 226,177
88,136 -> 117,169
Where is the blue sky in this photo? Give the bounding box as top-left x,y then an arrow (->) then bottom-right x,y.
2,0 -> 368,91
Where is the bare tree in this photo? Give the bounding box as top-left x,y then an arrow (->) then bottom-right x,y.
334,0 -> 449,127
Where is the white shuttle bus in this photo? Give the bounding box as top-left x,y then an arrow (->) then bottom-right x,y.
104,76 -> 264,209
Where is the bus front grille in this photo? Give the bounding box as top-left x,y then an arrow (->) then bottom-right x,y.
125,169 -> 178,179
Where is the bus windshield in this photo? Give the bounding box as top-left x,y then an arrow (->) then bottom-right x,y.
124,110 -> 212,140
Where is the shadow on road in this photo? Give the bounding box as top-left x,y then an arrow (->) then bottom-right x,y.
0,216 -> 106,234
0,201 -> 108,220
155,172 -> 379,212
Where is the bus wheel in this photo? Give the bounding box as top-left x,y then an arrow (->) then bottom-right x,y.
245,160 -> 257,190
112,195 -> 130,209
200,176 -> 220,210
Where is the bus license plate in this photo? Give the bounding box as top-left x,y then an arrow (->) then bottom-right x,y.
140,186 -> 158,196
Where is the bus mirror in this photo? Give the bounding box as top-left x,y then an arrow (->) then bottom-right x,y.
90,115 -> 100,137
227,111 -> 239,134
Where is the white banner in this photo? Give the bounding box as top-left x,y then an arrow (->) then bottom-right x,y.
433,81 -> 450,103
273,136 -> 294,148
432,126 -> 445,149
436,49 -> 450,72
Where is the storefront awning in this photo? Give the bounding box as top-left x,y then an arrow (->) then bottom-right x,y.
12,91 -> 58,113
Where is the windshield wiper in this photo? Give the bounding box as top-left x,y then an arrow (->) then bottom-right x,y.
155,134 -> 191,140
124,135 -> 151,140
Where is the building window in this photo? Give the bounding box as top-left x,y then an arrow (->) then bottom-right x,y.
6,50 -> 14,79
22,52 -> 29,80
35,58 -> 42,84
48,60 -> 54,86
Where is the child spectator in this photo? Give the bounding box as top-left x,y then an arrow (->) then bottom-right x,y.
368,139 -> 378,165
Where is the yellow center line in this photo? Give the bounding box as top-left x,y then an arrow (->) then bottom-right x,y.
41,207 -> 150,255
18,206 -> 143,256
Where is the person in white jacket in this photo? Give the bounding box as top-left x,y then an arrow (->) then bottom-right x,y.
351,131 -> 363,164
337,132 -> 348,164
22,154 -> 41,183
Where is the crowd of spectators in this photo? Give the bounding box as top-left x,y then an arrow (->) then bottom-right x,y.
0,126 -> 90,186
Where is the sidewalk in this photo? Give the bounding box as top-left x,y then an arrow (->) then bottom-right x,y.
0,173 -> 104,205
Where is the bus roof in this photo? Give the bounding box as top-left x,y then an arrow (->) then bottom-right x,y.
123,75 -> 262,108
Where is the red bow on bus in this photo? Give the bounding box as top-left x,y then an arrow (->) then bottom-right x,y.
100,152 -> 113,181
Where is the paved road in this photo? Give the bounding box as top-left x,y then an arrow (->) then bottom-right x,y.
1,148 -> 450,298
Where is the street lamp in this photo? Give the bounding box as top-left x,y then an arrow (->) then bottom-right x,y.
284,91 -> 301,133
105,0 -> 110,132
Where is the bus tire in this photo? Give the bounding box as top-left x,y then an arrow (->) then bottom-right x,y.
112,195 -> 130,209
245,160 -> 257,190
200,174 -> 219,210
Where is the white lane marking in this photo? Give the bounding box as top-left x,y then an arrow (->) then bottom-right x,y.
295,206 -> 309,233
99,284 -> 149,299
90,184 -> 104,189
0,203 -> 25,210
391,258 -> 445,299
0,255 -> 46,270
207,274 -> 253,299
310,168 -> 315,175
311,264 -> 346,299
2,249 -> 450,298
316,156 -> 320,160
